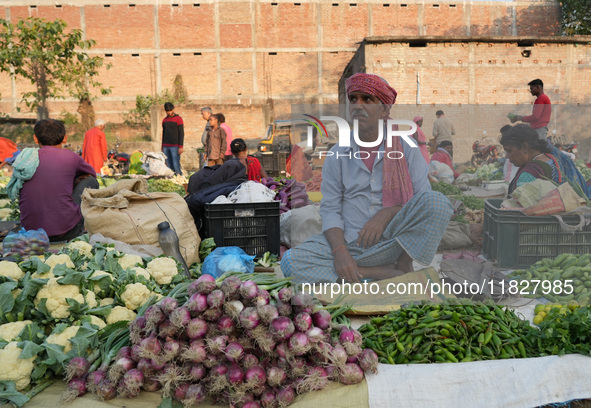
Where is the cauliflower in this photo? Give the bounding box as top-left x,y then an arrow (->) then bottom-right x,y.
106,306 -> 137,324
0,261 -> 25,281
44,254 -> 75,270
46,325 -> 80,353
0,208 -> 13,220
118,254 -> 144,270
0,199 -> 11,208
34,278 -> 85,319
91,270 -> 112,294
0,342 -> 37,390
11,288 -> 21,299
100,297 -> 114,306
146,257 -> 179,285
66,241 -> 93,258
85,290 -> 98,308
120,282 -> 152,311
88,315 -> 106,330
131,267 -> 151,280
0,321 -> 33,342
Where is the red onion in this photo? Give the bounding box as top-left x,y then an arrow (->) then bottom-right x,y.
169,306 -> 191,328
294,312 -> 312,332
257,304 -> 279,325
277,287 -> 293,303
193,274 -> 217,295
163,337 -> 182,360
226,363 -> 245,385
86,370 -> 106,394
225,341 -> 245,362
142,376 -> 162,392
139,335 -> 162,359
217,315 -> 236,335
144,305 -> 165,328
347,355 -> 358,363
242,353 -> 259,369
137,358 -> 154,375
276,301 -> 293,317
260,390 -> 278,408
245,365 -> 266,387
358,348 -> 379,374
339,328 -> 362,355
255,288 -> 270,306
65,357 -> 90,381
297,366 -> 329,394
220,276 -> 242,299
243,402 -> 262,408
239,281 -> 259,302
331,344 -> 348,366
159,297 -> 179,315
202,353 -> 219,369
183,384 -> 207,405
149,358 -> 166,371
311,310 -> 332,330
276,386 -> 295,406
288,332 -> 311,356
240,307 -> 261,330
266,365 -> 286,387
181,340 -> 207,363
116,346 -> 133,360
339,363 -> 365,385
306,327 -> 326,343
158,319 -> 178,339
96,379 -> 117,401
201,306 -> 223,322
269,316 -> 295,340
291,293 -> 314,314
188,364 -> 207,381
173,383 -> 190,401
325,365 -> 338,380
207,289 -> 225,308
130,344 -> 142,362
185,293 -> 209,315
186,317 -> 209,339
60,377 -> 87,403
206,335 -> 228,355
108,356 -> 136,383
130,317 -> 147,343
224,299 -> 245,320
117,369 -> 144,398
275,342 -> 288,358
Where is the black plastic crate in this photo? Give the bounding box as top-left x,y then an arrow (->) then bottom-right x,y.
205,202 -> 280,258
483,199 -> 591,268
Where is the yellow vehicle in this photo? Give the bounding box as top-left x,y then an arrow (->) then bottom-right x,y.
256,119 -> 337,175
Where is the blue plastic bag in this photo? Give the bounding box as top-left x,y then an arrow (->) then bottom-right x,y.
202,246 -> 255,278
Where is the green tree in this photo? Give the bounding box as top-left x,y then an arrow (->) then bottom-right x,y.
561,0 -> 591,35
0,17 -> 110,121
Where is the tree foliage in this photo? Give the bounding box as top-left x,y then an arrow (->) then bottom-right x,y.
0,17 -> 110,120
561,0 -> 591,35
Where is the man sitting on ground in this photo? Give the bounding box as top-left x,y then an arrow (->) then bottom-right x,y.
8,119 -> 99,242
281,73 -> 453,284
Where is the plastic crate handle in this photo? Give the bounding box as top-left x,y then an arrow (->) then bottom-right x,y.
235,209 -> 255,217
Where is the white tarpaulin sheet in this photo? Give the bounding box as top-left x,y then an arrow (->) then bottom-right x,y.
367,354 -> 591,408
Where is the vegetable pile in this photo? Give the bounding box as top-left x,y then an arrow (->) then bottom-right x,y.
360,301 -> 539,364
261,177 -> 310,214
80,273 -> 377,407
2,228 -> 49,262
509,253 -> 591,304
575,159 -> 591,182
531,304 -> 591,356
147,178 -> 187,196
474,163 -> 503,181
0,238 -> 191,406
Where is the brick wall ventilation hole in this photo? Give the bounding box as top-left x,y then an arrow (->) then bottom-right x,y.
104,4 -> 110,8
30,5 -> 36,8
269,52 -> 277,55
132,54 -> 139,57
450,4 -> 456,7
194,52 -> 201,56
350,4 -> 357,6
433,4 -> 439,8
172,4 -> 179,7
294,3 -> 301,5
193,4 -> 200,6
129,4 -> 135,7
55,4 -> 62,7
105,54 -> 113,57
271,3 -> 278,5
173,53 -> 181,56
332,3 -> 338,6
383,4 -> 390,7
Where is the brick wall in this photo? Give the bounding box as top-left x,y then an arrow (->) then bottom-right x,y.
0,0 -> 566,152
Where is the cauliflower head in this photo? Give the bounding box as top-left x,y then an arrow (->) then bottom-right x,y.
0,208 -> 13,220
88,315 -> 106,330
46,325 -> 80,354
0,320 -> 33,342
0,199 -> 11,208
0,261 -> 25,281
146,257 -> 179,285
66,241 -> 93,258
120,282 -> 152,311
106,306 -> 137,324
100,298 -> 114,306
34,278 -> 84,319
44,254 -> 75,270
85,290 -> 98,308
118,254 -> 143,270
0,342 -> 37,390
131,267 -> 151,280
91,270 -> 112,295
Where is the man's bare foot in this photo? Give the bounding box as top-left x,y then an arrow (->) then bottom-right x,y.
358,264 -> 406,281
395,251 -> 414,273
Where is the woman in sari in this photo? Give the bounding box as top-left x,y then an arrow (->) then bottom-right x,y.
500,124 -> 591,197
230,138 -> 267,182
412,116 -> 430,164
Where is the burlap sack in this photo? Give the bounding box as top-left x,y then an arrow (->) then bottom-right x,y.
81,179 -> 201,265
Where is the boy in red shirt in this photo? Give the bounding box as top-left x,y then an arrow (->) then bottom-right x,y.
513,79 -> 551,141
